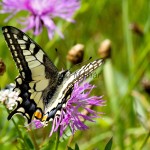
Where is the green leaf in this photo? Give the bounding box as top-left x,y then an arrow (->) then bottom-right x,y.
67,146 -> 74,150
24,135 -> 34,149
105,137 -> 113,150
75,143 -> 80,150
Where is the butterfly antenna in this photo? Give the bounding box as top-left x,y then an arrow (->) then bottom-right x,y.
68,57 -> 93,72
55,48 -> 67,69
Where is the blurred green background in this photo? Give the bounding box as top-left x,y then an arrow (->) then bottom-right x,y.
1,0 -> 150,149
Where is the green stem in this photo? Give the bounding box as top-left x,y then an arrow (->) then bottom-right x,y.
7,108 -> 39,149
55,128 -> 60,150
6,109 -> 29,150
66,135 -> 73,150
120,43 -> 150,106
122,0 -> 134,75
12,118 -> 23,139
6,109 -> 22,139
144,1 -> 150,32
28,130 -> 39,150
103,59 -> 124,149
140,130 -> 150,149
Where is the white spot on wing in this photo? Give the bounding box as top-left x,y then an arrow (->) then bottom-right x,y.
29,43 -> 36,53
23,50 -> 31,55
20,45 -> 26,49
29,82 -> 35,89
17,107 -> 25,113
16,78 -> 22,84
14,88 -> 21,94
17,97 -> 23,103
21,72 -> 25,78
9,39 -> 13,44
25,113 -> 30,119
11,45 -> 15,50
28,61 -> 41,68
23,35 -> 28,41
13,34 -> 17,39
18,40 -> 26,44
35,50 -> 44,62
14,51 -> 18,56
16,58 -> 20,63
7,33 -> 10,38
19,64 -> 23,70
29,89 -> 34,93
25,56 -> 35,61
4,28 -> 8,32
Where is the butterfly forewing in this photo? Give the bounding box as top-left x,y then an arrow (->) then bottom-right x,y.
2,26 -> 59,81
2,26 -> 59,123
72,59 -> 103,84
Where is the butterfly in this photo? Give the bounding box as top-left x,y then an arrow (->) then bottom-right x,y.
2,26 -> 103,126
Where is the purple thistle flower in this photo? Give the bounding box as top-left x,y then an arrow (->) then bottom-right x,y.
0,0 -> 80,39
32,82 -> 104,137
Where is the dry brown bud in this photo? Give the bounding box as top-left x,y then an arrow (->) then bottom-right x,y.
67,44 -> 84,64
129,23 -> 144,36
141,78 -> 150,94
98,39 -> 111,59
0,59 -> 6,76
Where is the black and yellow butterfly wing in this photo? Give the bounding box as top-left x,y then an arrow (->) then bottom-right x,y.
2,26 -> 59,123
2,26 -> 103,125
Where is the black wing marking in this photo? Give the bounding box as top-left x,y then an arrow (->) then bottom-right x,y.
2,26 -> 59,123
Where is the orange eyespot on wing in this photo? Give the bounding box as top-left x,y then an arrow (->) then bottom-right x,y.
34,109 -> 43,120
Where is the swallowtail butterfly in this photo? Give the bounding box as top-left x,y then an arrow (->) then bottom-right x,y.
2,26 -> 103,126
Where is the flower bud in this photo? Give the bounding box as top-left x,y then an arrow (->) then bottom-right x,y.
67,44 -> 84,64
98,39 -> 111,59
0,59 -> 6,76
129,23 -> 144,36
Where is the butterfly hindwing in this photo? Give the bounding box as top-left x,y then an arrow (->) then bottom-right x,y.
2,26 -> 59,123
8,76 -> 37,122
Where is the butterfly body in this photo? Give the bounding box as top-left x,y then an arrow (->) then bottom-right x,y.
2,26 -> 103,125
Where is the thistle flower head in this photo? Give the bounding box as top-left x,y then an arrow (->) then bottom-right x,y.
32,82 -> 104,137
0,0 -> 80,39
